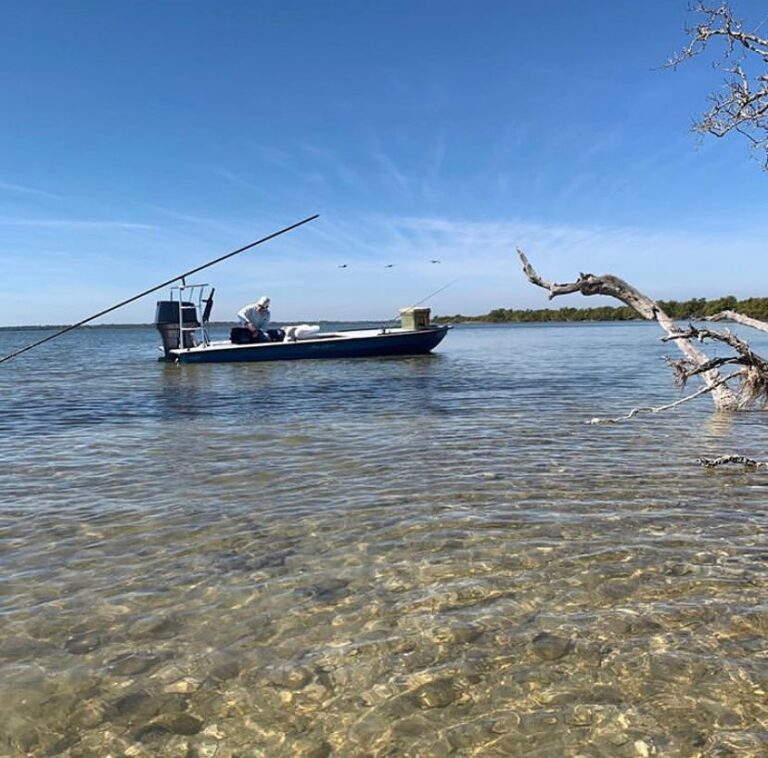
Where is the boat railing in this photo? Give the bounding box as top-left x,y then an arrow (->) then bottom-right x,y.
169,282 -> 213,350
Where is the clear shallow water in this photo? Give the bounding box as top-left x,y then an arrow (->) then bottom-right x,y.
0,322 -> 766,757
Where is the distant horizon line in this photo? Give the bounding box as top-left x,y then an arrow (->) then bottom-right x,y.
0,319 -> 393,331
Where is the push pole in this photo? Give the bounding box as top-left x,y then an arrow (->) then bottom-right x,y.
0,214 -> 319,365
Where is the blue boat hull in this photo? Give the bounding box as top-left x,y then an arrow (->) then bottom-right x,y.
172,326 -> 449,364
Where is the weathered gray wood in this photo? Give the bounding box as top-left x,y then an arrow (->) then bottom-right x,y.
708,310 -> 768,333
587,371 -> 743,424
517,249 -> 740,411
697,455 -> 767,470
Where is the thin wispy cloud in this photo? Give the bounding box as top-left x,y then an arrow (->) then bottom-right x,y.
138,203 -> 237,233
300,143 -> 364,192
372,151 -> 410,195
210,168 -> 266,194
556,170 -> 602,204
0,216 -> 155,230
320,213 -> 768,287
419,135 -> 447,204
427,135 -> 446,177
254,144 -> 327,185
0,181 -> 66,201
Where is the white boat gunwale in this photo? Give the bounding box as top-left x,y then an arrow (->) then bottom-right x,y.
168,325 -> 441,357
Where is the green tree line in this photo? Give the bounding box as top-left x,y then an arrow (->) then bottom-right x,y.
436,296 -> 768,324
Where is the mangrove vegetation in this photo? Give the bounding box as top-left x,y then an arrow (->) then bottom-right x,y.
437,295 -> 768,324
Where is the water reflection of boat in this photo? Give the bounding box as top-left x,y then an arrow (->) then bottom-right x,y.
154,283 -> 449,364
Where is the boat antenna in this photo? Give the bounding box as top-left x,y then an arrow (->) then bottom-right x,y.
0,213 -> 319,365
385,277 -> 461,326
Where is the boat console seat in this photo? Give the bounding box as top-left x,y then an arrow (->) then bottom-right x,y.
230,327 -> 285,344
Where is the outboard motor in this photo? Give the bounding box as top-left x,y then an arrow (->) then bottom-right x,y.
155,300 -> 200,359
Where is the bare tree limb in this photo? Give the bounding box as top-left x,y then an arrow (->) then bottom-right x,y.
588,370 -> 743,424
517,250 -> 659,318
668,2 -> 768,168
517,248 -> 740,411
662,324 -> 768,407
696,455 -> 768,470
707,309 -> 768,333
668,3 -> 768,63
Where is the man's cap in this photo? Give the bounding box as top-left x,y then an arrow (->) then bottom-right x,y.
257,296 -> 270,308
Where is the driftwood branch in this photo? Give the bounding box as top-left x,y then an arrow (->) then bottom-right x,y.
707,309 -> 768,333
696,455 -> 768,470
517,249 -> 740,411
588,370 -> 743,424
663,325 -> 768,407
517,249 -> 768,473
517,251 -> 659,318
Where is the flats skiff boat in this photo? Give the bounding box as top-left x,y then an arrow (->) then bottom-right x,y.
155,284 -> 449,364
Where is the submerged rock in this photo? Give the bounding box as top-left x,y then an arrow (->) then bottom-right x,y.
164,676 -> 203,694
128,614 -> 183,640
297,578 -> 351,604
133,722 -> 171,742
4,714 -> 39,754
209,660 -> 241,682
265,664 -> 313,690
434,623 -> 484,645
530,632 -> 572,661
414,678 -> 463,709
1,635 -> 55,659
64,632 -> 102,655
134,712 -> 203,740
291,738 -> 333,758
253,550 -> 293,570
155,712 -> 204,735
113,691 -> 153,718
108,652 -> 163,677
108,690 -> 187,726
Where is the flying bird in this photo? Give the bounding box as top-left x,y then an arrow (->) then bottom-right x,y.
430,259 -> 441,264
385,264 -> 394,268
338,264 -> 348,268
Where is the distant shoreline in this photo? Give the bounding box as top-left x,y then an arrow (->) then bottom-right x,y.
0,320 -> 386,331
434,295 -> 768,324
3,296 -> 766,330
0,314 -> 754,331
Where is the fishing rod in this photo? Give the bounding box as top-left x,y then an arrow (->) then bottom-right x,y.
0,213 -> 319,365
384,277 -> 461,326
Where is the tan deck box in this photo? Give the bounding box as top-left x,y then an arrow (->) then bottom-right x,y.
399,307 -> 431,331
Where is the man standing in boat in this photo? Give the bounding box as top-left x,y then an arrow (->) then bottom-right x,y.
237,296 -> 271,342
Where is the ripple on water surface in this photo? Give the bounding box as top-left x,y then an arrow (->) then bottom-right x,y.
0,323 -> 767,756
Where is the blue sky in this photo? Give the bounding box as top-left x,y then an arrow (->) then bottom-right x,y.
1,0 -> 767,325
